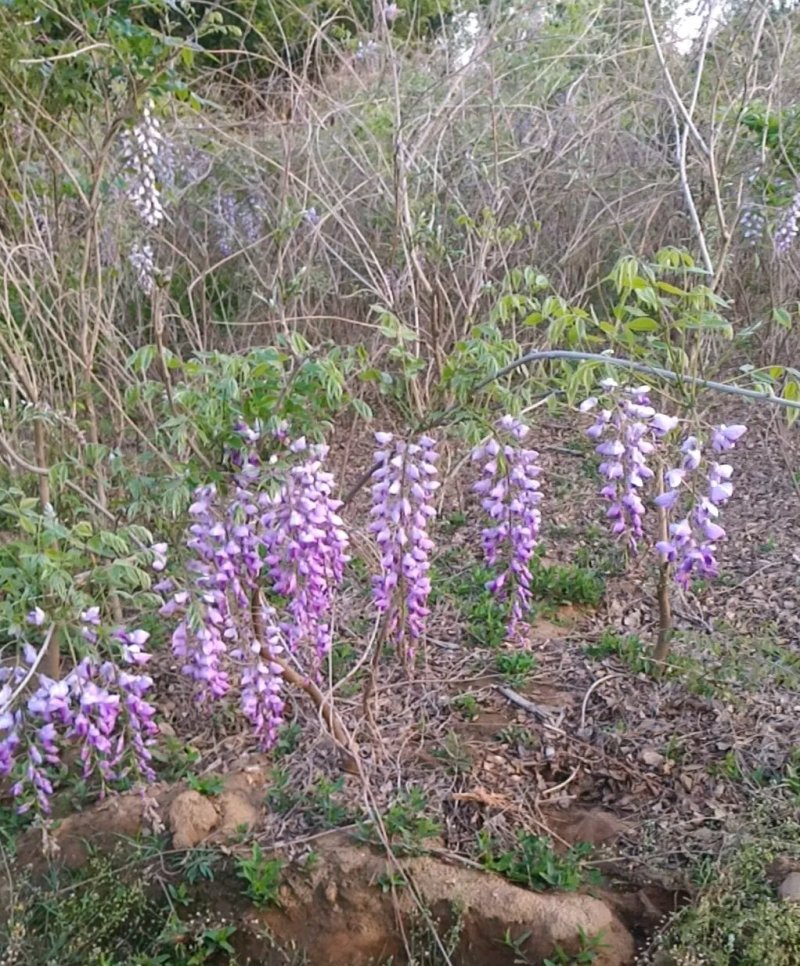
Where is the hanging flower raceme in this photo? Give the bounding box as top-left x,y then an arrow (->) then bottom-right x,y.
581,381 -> 677,551
261,438 -> 350,664
0,628 -> 157,817
232,599 -> 286,749
775,182 -> 800,256
161,426 -> 350,746
472,415 -> 543,637
370,432 -> 439,659
163,477 -> 288,748
655,424 -> 746,586
129,242 -> 157,296
166,484 -> 233,700
121,98 -> 165,231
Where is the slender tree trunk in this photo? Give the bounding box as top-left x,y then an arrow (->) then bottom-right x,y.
653,467 -> 673,667
34,417 -> 60,680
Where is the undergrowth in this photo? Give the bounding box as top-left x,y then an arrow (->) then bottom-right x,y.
648,799 -> 800,965
476,829 -> 600,892
0,850 -> 243,966
435,557 -> 605,648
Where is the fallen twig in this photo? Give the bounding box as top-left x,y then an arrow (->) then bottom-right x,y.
579,674 -> 618,732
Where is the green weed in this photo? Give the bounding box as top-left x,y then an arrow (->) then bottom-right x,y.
496,724 -> 538,750
495,650 -> 537,687
476,829 -> 599,892
265,767 -> 298,815
452,693 -> 481,720
274,722 -> 302,758
357,789 -> 441,857
306,775 -> 352,828
178,847 -> 219,885
586,630 -> 652,673
235,844 -> 283,907
527,558 -> 605,608
543,928 -> 607,965
431,732 -> 473,775
650,803 -> 800,965
0,852 -> 158,966
186,773 -> 225,797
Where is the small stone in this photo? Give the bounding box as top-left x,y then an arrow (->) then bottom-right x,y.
216,791 -> 259,838
641,748 -> 664,768
168,790 -> 218,849
779,872 -> 800,902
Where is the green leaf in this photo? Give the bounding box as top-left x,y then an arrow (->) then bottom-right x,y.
127,344 -> 157,374
351,398 -> 373,421
656,281 -> 688,296
626,317 -> 659,333
773,307 -> 793,329
784,380 -> 800,427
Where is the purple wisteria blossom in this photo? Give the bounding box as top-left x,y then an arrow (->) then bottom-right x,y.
472,415 -> 543,637
369,432 -> 439,660
581,381 -> 677,551
261,438 -> 350,662
151,542 -> 168,572
164,477 -> 286,746
0,631 -> 157,817
233,599 -> 286,748
167,484 -> 234,700
120,99 -> 170,295
214,190 -> 264,257
26,607 -> 45,627
655,424 -> 746,586
161,426 -> 349,746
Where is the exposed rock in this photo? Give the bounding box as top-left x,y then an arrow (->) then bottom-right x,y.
544,806 -> 630,847
245,831 -> 636,966
767,855 -> 800,886
168,790 -> 219,849
778,872 -> 800,902
215,790 -> 259,838
10,779 -> 640,965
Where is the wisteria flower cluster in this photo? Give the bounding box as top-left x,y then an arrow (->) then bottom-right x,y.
581,381 -> 677,550
121,99 -> 164,231
162,425 -> 349,746
163,478 -> 287,747
654,424 -> 747,586
215,190 -> 264,257
581,382 -> 746,586
261,437 -> 350,662
472,415 -> 543,636
129,242 -> 157,296
775,181 -> 800,256
739,203 -> 766,246
370,432 -> 439,660
0,621 -> 158,817
120,98 -> 167,294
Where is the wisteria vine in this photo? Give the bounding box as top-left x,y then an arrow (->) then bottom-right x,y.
1,395 -> 753,818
